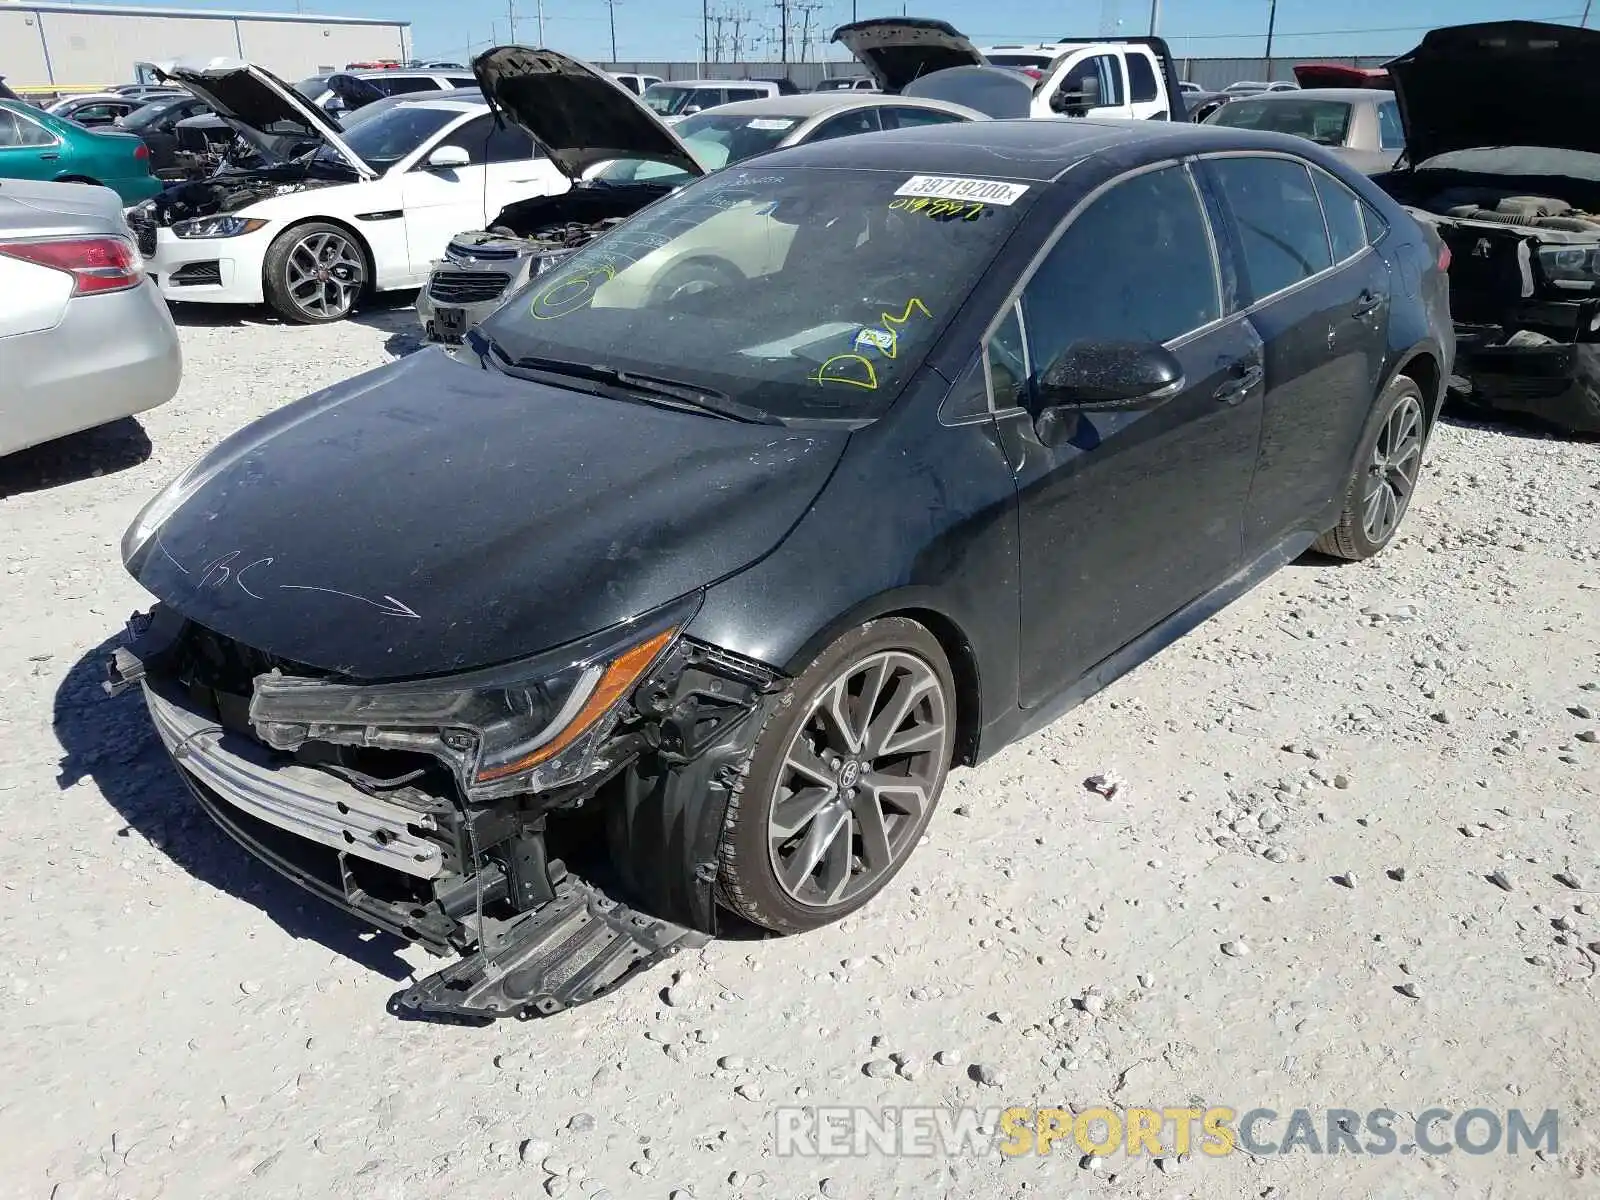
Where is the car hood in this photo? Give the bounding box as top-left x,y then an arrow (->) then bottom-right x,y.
472,46 -> 702,180
830,18 -> 987,93
122,348 -> 848,681
1386,21 -> 1600,165
152,57 -> 375,178
326,72 -> 386,111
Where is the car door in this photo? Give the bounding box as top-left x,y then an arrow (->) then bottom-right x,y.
399,116 -> 495,285
1040,52 -> 1129,119
447,113 -> 568,220
997,161 -> 1266,707
0,107 -> 61,182
1199,154 -> 1390,548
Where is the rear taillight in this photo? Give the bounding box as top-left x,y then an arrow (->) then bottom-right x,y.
1437,243 -> 1452,272
0,236 -> 144,295
1023,67 -> 1043,79
134,141 -> 149,160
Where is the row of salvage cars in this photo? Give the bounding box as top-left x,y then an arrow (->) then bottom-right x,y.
122,19 -> 1600,435
87,19 -> 1598,1024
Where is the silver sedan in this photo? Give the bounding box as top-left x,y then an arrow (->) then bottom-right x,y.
0,178 -> 181,457
1203,88 -> 1406,175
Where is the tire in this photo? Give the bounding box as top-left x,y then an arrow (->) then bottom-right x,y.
717,617 -> 956,934
1314,374 -> 1428,561
262,221 -> 368,324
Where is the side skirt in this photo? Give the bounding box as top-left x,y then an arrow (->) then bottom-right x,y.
1005,531 -> 1318,748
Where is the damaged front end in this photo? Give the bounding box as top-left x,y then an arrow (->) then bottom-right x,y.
1404,191 -> 1600,433
107,599 -> 783,1020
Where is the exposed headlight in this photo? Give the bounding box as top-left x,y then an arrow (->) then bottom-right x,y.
1537,244 -> 1600,291
248,600 -> 697,801
172,215 -> 269,239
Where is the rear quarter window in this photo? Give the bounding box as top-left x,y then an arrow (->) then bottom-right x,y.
1126,52 -> 1159,103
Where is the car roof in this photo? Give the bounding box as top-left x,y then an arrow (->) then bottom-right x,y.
377,95 -> 485,115
702,93 -> 965,119
750,117 -> 1341,181
1227,87 -> 1394,103
647,78 -> 772,89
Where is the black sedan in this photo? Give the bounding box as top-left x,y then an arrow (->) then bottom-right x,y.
111,118 -> 1453,1020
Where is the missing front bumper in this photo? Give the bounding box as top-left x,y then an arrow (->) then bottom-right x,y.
1455,333 -> 1600,434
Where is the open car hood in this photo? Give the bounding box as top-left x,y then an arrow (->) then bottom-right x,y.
471,46 -> 701,180
153,57 -> 375,177
829,18 -> 987,94
1387,21 -> 1600,165
903,65 -> 1034,118
1293,63 -> 1391,89
326,72 -> 387,110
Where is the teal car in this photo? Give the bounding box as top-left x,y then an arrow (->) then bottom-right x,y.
0,98 -> 163,205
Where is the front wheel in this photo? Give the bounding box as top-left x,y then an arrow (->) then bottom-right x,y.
717,617 -> 956,934
262,222 -> 367,324
1315,374 -> 1427,561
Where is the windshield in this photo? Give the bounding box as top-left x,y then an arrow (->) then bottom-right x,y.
986,53 -> 1054,69
643,84 -> 719,116
122,95 -> 192,130
666,110 -> 799,170
477,166 -> 1032,421
1416,147 -> 1600,182
589,157 -> 700,184
315,104 -> 459,170
1207,98 -> 1352,146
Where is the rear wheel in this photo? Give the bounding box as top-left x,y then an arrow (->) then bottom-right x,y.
262,222 -> 368,323
1315,374 -> 1426,560
717,617 -> 955,934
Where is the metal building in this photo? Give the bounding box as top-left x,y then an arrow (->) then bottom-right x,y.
0,2 -> 410,89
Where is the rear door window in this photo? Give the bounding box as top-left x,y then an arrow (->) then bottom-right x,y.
1208,156 -> 1333,301
374,76 -> 441,96
1377,101 -> 1404,150
1126,52 -> 1159,103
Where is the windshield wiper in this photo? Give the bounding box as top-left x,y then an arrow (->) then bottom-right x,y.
489,346 -> 780,424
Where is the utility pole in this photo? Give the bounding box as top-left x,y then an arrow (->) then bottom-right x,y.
773,0 -> 789,66
1583,0 -> 1594,27
507,0 -> 516,44
703,0 -> 711,69
1147,0 -> 1160,36
1264,0 -> 1278,80
537,0 -> 545,44
605,0 -> 619,59
794,0 -> 822,63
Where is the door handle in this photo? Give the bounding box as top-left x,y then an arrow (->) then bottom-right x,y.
1353,288 -> 1383,317
1213,362 -> 1263,405
40,152 -> 59,161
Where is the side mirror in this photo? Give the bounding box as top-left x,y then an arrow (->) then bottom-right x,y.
427,144 -> 471,170
1034,340 -> 1183,429
1050,73 -> 1101,116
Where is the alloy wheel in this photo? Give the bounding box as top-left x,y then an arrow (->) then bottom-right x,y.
284,231 -> 364,319
1362,393 -> 1424,545
767,650 -> 950,908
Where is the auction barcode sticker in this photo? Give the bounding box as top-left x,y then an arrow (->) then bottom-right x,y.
894,175 -> 1030,205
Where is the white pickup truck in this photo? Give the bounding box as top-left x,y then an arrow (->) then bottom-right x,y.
830,18 -> 1189,122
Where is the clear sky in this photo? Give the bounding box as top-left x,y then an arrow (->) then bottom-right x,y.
136,0 -> 1592,65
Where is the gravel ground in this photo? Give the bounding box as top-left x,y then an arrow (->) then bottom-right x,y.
1,302 -> 1598,1200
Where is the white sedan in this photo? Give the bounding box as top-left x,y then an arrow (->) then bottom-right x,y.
130,59 -> 568,323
